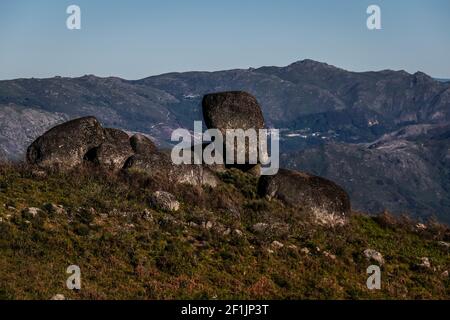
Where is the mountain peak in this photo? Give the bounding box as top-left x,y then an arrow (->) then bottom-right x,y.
288,59 -> 336,69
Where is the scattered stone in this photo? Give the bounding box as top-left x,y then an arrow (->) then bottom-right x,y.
271,241 -> 284,250
31,169 -> 47,178
142,209 -> 153,221
252,222 -> 269,234
203,221 -> 213,230
437,241 -> 450,249
257,169 -> 350,223
234,229 -> 244,237
415,223 -> 427,230
150,191 -> 180,212
311,208 -> 347,227
442,270 -> 449,277
364,249 -> 385,265
288,244 -> 298,250
223,228 -> 231,236
323,251 -> 337,260
44,203 -> 66,215
300,248 -> 310,255
22,207 -> 42,219
417,257 -> 431,269
50,294 -> 65,300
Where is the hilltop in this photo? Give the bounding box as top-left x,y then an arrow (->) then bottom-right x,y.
1,60 -> 449,222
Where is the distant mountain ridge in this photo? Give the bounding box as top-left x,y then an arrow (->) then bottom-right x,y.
1,59 -> 450,222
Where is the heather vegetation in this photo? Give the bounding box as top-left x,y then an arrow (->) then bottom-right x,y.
0,163 -> 448,299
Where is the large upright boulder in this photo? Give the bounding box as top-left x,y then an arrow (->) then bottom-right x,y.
27,116 -> 105,169
202,91 -> 265,133
85,128 -> 133,170
258,169 -> 350,225
202,91 -> 265,173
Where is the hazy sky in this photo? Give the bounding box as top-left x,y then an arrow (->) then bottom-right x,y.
0,0 -> 449,80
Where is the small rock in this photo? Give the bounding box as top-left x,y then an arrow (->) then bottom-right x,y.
437,241 -> 450,249
51,294 -> 65,300
223,228 -> 231,236
442,270 -> 449,277
45,203 -> 66,215
22,207 -> 42,219
142,209 -> 153,221
271,241 -> 284,249
31,169 -> 47,178
415,223 -> 427,230
252,222 -> 269,233
300,247 -> 310,255
323,251 -> 336,260
234,229 -> 244,237
364,249 -> 384,265
150,191 -> 180,212
288,244 -> 298,250
203,221 -> 213,230
267,249 -> 275,254
418,257 -> 431,269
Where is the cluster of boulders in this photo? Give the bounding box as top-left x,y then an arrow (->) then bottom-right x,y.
26,91 -> 351,221
26,116 -> 218,187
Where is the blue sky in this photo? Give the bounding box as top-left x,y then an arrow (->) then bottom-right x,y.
0,0 -> 449,80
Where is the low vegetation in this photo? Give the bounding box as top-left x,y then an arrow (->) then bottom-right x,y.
0,163 -> 448,299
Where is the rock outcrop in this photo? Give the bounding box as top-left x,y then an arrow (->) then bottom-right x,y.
257,168 -> 350,220
124,152 -> 219,187
27,116 -> 220,188
25,92 -> 352,215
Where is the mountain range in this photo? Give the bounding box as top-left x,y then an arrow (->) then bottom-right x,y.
1,59 -> 449,223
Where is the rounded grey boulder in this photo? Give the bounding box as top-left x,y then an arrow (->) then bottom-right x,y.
27,116 -> 105,169
258,168 -> 351,222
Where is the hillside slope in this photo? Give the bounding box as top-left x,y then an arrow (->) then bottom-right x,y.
0,164 -> 449,299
